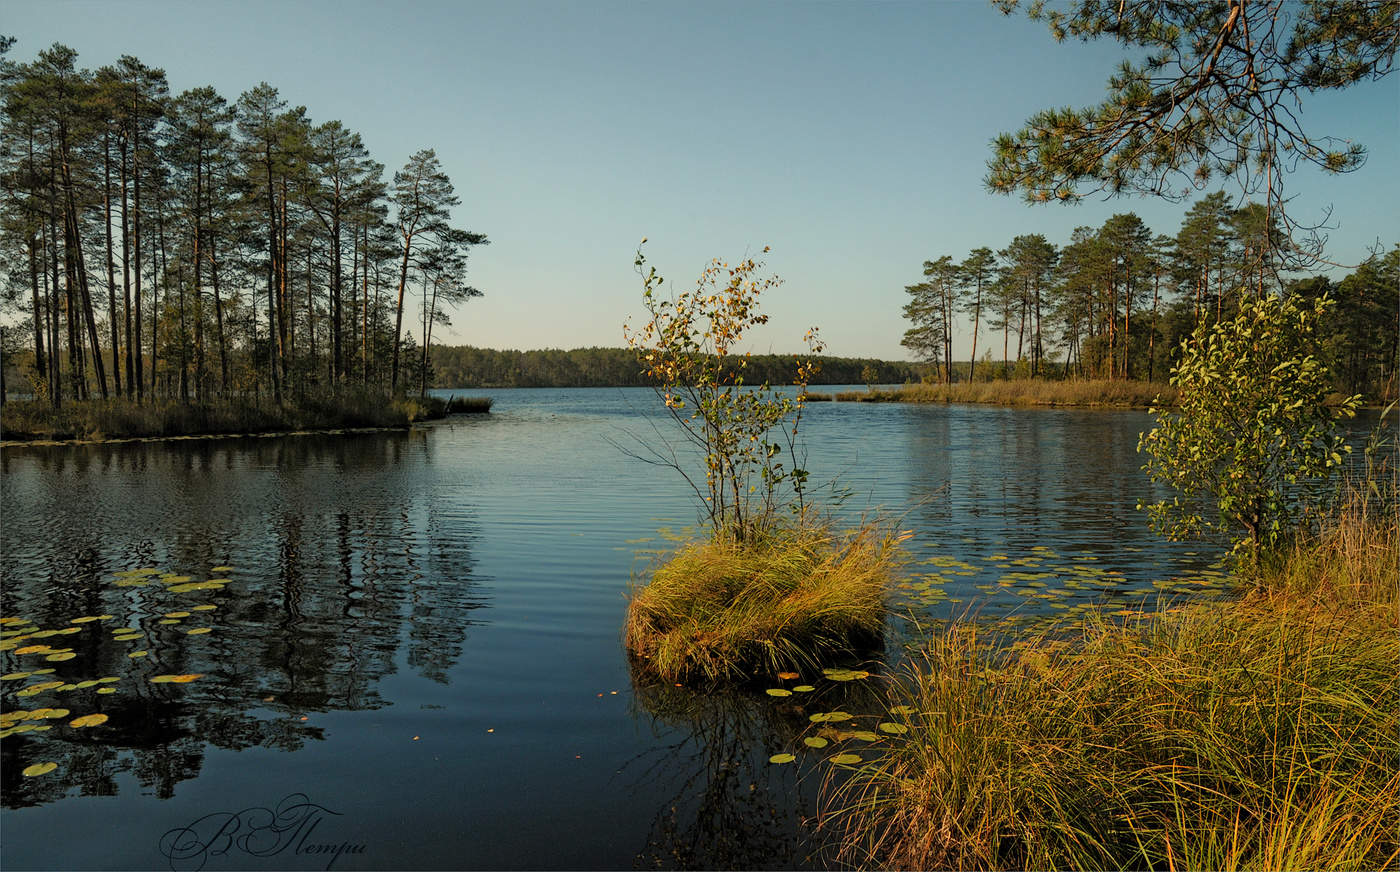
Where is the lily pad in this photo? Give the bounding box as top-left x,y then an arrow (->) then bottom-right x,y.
889,705 -> 916,716
830,753 -> 862,765
765,688 -> 792,697
803,737 -> 829,748
878,722 -> 910,734
28,708 -> 70,720
21,762 -> 58,777
768,753 -> 796,764
169,582 -> 225,593
190,605 -> 218,612
186,628 -> 212,635
44,652 -> 76,662
848,730 -> 881,742
776,671 -> 800,680
809,711 -> 853,723
70,713 -> 109,728
127,651 -> 148,659
150,674 -> 203,684
1,672 -> 33,681
792,685 -> 815,693
821,668 -> 870,682
164,611 -> 191,619
13,645 -> 52,655
157,619 -> 181,625
211,566 -> 234,572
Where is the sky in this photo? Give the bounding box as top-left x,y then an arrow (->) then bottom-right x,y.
8,0 -> 1399,360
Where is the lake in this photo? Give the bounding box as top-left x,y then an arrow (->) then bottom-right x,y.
1,388 -> 1372,870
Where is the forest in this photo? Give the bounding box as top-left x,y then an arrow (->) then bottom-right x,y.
0,38 -> 486,407
901,198 -> 1398,400
429,345 -> 919,389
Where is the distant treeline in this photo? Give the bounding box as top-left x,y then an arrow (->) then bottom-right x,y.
431,346 -> 921,388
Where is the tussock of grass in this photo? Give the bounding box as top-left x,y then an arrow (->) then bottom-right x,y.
1,392 -> 445,442
624,523 -> 903,685
843,378 -> 1173,408
827,498 -> 1399,871
444,395 -> 493,414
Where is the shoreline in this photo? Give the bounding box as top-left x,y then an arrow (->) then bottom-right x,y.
0,423 -> 420,450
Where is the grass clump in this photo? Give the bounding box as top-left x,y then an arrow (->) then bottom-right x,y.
827,495 -> 1399,871
624,523 -> 904,685
444,395 -> 493,414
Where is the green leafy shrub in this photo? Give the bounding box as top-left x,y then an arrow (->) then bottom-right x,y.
1138,293 -> 1359,556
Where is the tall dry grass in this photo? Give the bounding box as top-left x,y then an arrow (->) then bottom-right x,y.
624,522 -> 905,685
826,486 -> 1399,870
850,379 -> 1174,408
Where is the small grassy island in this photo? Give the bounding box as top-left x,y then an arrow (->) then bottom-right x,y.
625,523 -> 901,684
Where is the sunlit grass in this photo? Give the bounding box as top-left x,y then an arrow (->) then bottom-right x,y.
825,490 -> 1400,870
624,522 -> 905,685
847,378 -> 1173,408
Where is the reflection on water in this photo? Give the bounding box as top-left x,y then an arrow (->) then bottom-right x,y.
2,432 -> 486,811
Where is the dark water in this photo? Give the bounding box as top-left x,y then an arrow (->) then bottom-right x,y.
0,389 -> 1382,870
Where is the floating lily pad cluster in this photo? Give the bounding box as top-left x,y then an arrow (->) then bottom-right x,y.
893,544 -> 1230,626
762,665 -> 920,769
0,563 -> 233,778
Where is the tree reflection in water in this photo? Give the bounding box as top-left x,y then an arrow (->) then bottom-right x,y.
1,431 -> 487,809
624,664 -> 880,870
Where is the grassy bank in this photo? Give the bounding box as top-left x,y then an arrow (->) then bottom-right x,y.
828,496 -> 1399,870
820,378 -> 1175,408
0,392 -> 455,442
624,523 -> 905,684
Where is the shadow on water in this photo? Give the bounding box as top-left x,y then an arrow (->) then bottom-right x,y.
1,432 -> 488,810
623,662 -> 888,871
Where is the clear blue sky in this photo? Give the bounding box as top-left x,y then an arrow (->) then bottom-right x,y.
9,0 -> 1398,360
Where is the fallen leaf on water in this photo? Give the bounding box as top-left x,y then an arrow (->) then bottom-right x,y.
776,671 -> 800,680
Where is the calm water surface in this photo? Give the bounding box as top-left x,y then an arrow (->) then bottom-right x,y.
1,388 -> 1349,869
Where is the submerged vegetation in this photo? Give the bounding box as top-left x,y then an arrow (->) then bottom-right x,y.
826,484 -> 1400,871
624,523 -> 903,684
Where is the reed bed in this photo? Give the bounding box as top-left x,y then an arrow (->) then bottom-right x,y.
826,492 -> 1399,870
845,379 -> 1173,408
624,523 -> 904,685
